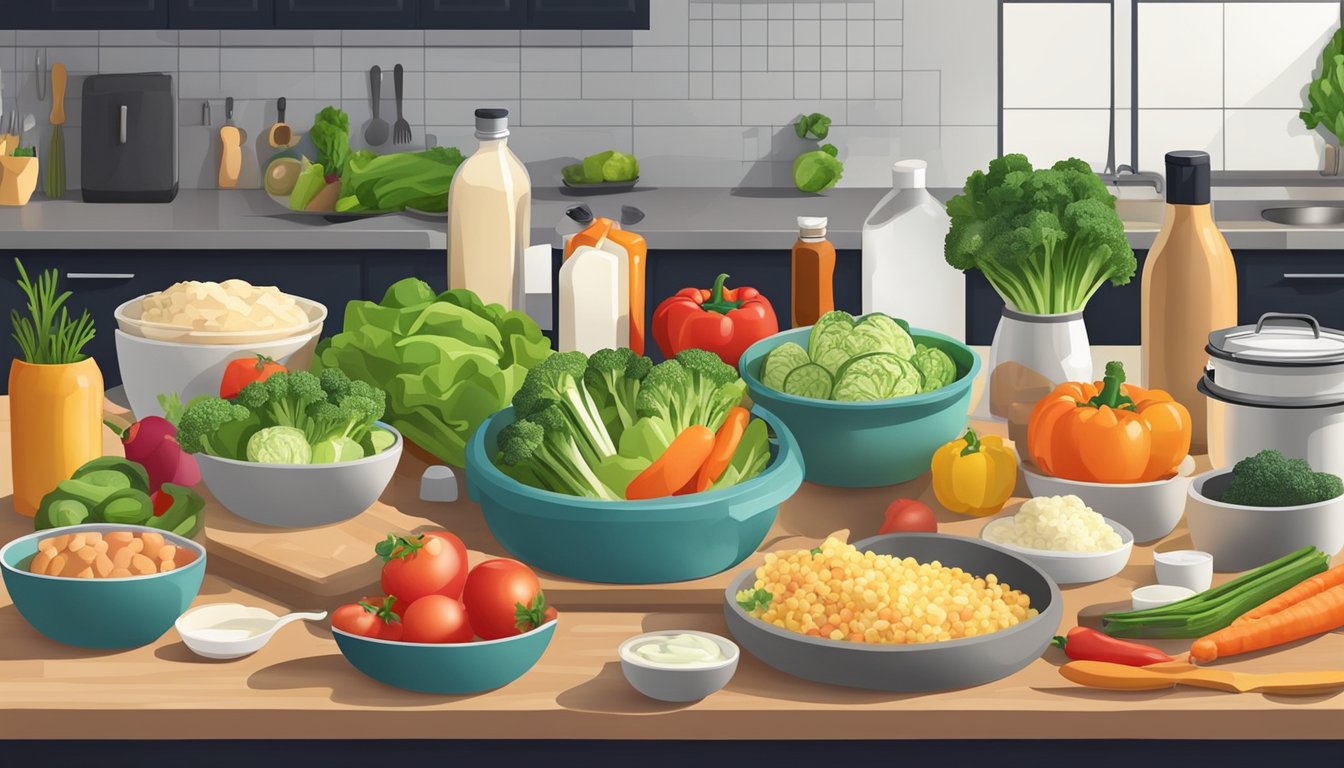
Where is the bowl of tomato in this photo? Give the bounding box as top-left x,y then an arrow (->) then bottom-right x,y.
331,534 -> 558,694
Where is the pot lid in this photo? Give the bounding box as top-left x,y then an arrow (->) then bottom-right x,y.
1207,313 -> 1344,366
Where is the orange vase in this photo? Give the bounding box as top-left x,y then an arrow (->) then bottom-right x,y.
8,357 -> 104,517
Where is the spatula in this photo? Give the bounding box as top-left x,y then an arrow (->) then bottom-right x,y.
218,96 -> 243,189
1060,660 -> 1344,696
364,66 -> 389,147
44,62 -> 66,199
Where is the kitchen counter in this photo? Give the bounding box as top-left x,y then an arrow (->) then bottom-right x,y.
1,396 -> 1341,741
3,188 -> 1344,252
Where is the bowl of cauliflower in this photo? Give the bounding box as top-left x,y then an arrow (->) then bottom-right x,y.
1019,455 -> 1195,544
980,495 -> 1134,586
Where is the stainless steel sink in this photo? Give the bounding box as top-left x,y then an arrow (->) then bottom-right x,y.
1261,205 -> 1344,226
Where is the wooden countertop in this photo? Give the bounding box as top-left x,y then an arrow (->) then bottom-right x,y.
1,397 -> 1342,741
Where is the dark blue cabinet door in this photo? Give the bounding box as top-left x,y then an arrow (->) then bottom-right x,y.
275,0 -> 416,28
421,0 -> 526,28
1235,251 -> 1344,329
528,0 -> 649,29
169,0 -> 275,27
14,0 -> 169,29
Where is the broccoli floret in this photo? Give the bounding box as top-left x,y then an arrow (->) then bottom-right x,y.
673,348 -> 746,431
305,369 -> 388,446
584,347 -> 653,438
318,366 -> 354,402
635,359 -> 692,430
945,153 -> 1136,314
177,396 -> 255,459
511,350 -> 616,461
237,370 -> 326,433
1220,449 -> 1344,507
495,405 -> 619,500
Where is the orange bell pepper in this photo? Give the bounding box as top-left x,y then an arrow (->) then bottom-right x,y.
1027,361 -> 1191,484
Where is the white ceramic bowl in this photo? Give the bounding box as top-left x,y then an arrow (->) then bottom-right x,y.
1185,468 -> 1344,572
115,293 -> 326,345
619,630 -> 740,702
1019,456 -> 1195,543
115,326 -> 322,420
1131,584 -> 1196,611
980,516 -> 1135,586
195,423 -> 403,528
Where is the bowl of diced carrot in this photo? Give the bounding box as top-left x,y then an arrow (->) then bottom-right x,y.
0,524 -> 206,649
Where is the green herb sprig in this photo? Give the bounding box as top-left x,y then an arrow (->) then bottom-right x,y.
10,258 -> 96,365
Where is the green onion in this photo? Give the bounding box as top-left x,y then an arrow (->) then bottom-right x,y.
9,258 -> 96,365
1101,546 -> 1328,639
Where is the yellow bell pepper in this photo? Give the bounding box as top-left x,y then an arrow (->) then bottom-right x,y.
930,428 -> 1017,517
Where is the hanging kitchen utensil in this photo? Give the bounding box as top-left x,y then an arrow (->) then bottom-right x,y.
35,49 -> 47,102
268,96 -> 291,148
202,100 -> 211,126
392,63 -> 411,145
45,61 -> 66,199
219,96 -> 242,189
364,65 -> 389,146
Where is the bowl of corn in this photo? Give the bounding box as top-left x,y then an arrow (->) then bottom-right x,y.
722,532 -> 1062,692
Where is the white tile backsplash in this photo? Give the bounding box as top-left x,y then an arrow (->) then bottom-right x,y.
1224,108 -> 1325,170
1139,109 -> 1225,173
1003,109 -> 1111,171
1002,3 -> 1110,109
1225,2 -> 1338,109
1138,2 -> 1224,109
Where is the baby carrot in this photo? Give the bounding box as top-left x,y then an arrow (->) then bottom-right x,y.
626,425 -> 716,500
1233,563 -> 1344,625
680,406 -> 750,495
1190,583 -> 1344,662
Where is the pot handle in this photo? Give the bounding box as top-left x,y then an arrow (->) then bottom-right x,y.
1253,312 -> 1321,339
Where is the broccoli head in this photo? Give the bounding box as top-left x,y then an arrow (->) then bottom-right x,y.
176,396 -> 256,459
584,347 -> 653,438
1220,449 -> 1344,507
495,405 -> 619,500
511,350 -> 616,461
635,352 -> 746,434
237,370 -> 326,432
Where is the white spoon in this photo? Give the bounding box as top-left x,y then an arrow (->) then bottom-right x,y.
175,603 -> 327,660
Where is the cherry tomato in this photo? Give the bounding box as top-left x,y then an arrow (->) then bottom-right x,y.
462,558 -> 544,640
402,595 -> 473,644
879,498 -> 938,534
220,354 -> 287,400
378,530 -> 469,606
332,595 -> 403,640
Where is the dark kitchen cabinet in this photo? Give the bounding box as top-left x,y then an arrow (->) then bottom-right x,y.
1234,251 -> 1344,330
13,0 -> 169,29
528,0 -> 648,29
420,0 -> 526,29
275,0 -> 416,28
168,0 -> 275,28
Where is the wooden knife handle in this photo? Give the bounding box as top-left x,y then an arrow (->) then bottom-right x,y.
50,63 -> 67,126
1060,661 -> 1180,691
218,126 -> 241,189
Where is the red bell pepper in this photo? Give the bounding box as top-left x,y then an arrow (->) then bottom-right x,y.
1053,626 -> 1172,666
652,273 -> 778,368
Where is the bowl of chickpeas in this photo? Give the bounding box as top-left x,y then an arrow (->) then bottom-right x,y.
0,524 -> 206,649
723,533 -> 1062,692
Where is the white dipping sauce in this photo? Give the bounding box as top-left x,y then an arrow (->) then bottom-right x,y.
627,633 -> 727,668
186,617 -> 275,642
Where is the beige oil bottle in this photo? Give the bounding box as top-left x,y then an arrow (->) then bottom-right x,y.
1141,150 -> 1237,453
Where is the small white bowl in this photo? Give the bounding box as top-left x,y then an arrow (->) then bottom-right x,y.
619,630 -> 739,702
1154,549 -> 1213,593
1131,584 -> 1196,611
1186,468 -> 1344,572
980,516 -> 1135,586
1020,456 -> 1195,543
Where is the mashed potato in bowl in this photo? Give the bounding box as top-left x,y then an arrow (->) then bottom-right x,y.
139,279 -> 309,332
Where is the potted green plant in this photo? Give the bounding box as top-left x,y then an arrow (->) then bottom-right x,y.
8,258 -> 102,517
944,154 -> 1136,423
1301,26 -> 1344,175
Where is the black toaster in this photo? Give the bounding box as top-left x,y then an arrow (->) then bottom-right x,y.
81,73 -> 178,203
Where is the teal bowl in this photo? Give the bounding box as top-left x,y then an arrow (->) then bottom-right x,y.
739,325 -> 980,488
466,405 -> 804,584
0,523 -> 206,649
333,620 -> 556,694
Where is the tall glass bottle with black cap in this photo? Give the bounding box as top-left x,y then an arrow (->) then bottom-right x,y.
1141,150 -> 1237,453
449,107 -> 532,309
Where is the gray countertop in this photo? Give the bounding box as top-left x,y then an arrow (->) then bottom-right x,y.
1,187 -> 1343,251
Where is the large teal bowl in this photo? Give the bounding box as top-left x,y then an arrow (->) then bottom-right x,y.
0,523 -> 206,649
466,405 -> 804,584
333,620 -> 556,694
739,325 -> 980,488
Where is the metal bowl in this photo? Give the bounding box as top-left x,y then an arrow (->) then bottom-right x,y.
723,533 -> 1063,692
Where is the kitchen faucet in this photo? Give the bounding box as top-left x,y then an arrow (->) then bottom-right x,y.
1099,1 -> 1164,197
1112,164 -> 1164,195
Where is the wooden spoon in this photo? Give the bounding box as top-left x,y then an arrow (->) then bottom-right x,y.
1061,660 -> 1344,696
218,97 -> 242,189
268,96 -> 291,148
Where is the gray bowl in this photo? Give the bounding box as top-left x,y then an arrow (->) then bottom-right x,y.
723,533 -> 1063,692
196,423 -> 402,528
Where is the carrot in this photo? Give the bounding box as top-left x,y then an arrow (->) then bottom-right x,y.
678,406 -> 750,495
1233,563 -> 1344,625
1189,583 -> 1344,662
625,425 -> 717,500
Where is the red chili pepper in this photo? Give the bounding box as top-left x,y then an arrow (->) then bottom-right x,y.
651,273 -> 779,368
1052,626 -> 1172,666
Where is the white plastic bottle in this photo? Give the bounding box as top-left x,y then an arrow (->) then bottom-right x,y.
861,159 -> 964,340
558,244 -> 626,354
448,108 -> 531,309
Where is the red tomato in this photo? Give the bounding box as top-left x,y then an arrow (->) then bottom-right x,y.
332,595 -> 403,640
402,595 -> 473,644
879,498 -> 938,534
219,354 -> 287,400
462,558 -> 544,640
378,531 -> 469,605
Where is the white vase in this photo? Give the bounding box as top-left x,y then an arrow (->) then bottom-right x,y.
974,308 -> 1093,428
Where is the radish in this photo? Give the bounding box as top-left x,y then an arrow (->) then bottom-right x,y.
117,416 -> 201,493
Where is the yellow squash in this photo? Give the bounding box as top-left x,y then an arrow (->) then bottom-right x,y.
9,357 -> 104,517
930,428 -> 1016,517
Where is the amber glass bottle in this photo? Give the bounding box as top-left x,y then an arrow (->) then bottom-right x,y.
792,216 -> 835,327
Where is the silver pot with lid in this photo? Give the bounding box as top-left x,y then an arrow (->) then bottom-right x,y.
1205,312 -> 1344,405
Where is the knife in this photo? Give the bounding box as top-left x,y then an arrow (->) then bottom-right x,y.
1060,660 -> 1344,696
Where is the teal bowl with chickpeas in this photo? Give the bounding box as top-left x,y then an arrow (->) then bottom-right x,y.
0,523 -> 206,649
